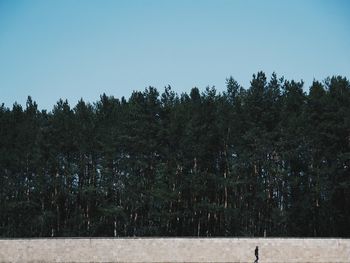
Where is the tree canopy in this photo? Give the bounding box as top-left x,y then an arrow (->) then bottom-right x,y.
0,72 -> 349,237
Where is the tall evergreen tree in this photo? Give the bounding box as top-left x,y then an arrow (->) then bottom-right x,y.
0,73 -> 349,237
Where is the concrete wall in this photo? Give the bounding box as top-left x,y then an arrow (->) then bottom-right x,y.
0,238 -> 349,263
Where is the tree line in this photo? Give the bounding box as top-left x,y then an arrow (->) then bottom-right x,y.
0,72 -> 349,237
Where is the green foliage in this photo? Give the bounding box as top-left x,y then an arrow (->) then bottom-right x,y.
0,73 -> 349,237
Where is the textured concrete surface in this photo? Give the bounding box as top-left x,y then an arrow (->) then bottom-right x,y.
0,238 -> 349,263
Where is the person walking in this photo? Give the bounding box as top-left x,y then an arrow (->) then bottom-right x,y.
254,246 -> 259,263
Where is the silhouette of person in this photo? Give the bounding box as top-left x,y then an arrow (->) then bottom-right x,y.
254,246 -> 259,263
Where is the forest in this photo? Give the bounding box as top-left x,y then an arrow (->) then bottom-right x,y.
0,72 -> 349,238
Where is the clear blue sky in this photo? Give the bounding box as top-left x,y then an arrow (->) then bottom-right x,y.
1,0 -> 349,110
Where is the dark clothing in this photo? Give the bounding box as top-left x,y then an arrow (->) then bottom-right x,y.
254,247 -> 259,263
